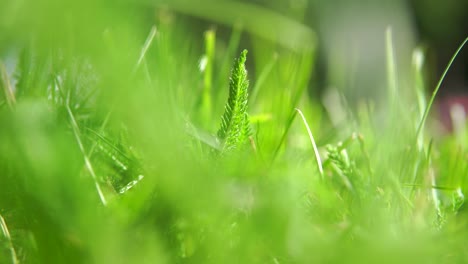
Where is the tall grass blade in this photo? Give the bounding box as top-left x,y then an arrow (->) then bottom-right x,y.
134,25 -> 157,73
201,28 -> 216,125
0,62 -> 16,109
250,53 -> 277,105
0,214 -> 18,264
412,47 -> 426,150
295,108 -> 324,178
58,78 -> 108,205
415,37 -> 468,142
386,27 -> 398,103
271,109 -> 297,163
67,102 -> 108,205
216,25 -> 243,88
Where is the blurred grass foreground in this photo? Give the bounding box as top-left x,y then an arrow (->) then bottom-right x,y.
1,0 -> 468,263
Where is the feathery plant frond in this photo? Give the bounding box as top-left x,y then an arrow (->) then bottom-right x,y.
217,49 -> 251,152
86,127 -> 144,192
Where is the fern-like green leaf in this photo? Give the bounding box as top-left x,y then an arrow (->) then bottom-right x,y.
217,49 -> 251,152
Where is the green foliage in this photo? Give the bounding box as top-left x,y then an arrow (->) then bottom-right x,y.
2,1 -> 468,263
217,49 -> 251,153
325,144 -> 356,191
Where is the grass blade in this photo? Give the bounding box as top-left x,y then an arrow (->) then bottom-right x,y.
134,25 -> 157,73
201,28 -> 216,125
250,53 -> 277,105
0,214 -> 18,264
415,37 -> 468,143
57,78 -> 108,205
385,27 -> 404,132
386,27 -> 398,103
295,108 -> 324,178
271,109 -> 297,163
0,62 -> 16,109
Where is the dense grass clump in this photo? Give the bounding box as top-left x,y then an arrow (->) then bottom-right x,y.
1,1 -> 468,263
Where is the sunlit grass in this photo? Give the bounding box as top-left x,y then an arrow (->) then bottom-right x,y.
1,1 -> 468,263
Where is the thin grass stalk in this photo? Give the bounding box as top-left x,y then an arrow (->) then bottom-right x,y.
0,214 -> 18,264
201,28 -> 216,125
385,27 -> 398,105
133,25 -> 157,74
271,109 -> 297,163
250,53 -> 277,105
415,37 -> 468,142
0,62 -> 16,109
58,79 -> 108,206
295,108 -> 324,178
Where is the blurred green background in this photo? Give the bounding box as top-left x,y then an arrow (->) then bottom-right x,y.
1,0 -> 468,263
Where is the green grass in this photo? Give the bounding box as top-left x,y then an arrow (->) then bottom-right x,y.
1,1 -> 468,263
